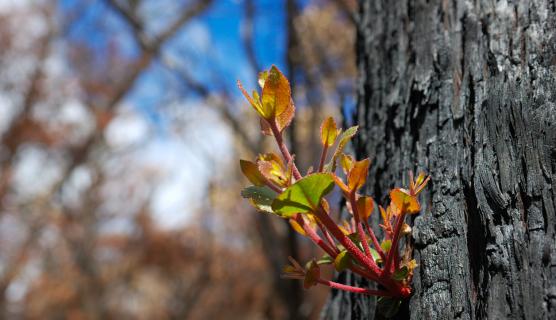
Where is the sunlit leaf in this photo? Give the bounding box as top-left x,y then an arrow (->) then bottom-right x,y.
241,186 -> 277,215
262,65 -> 291,119
348,158 -> 370,191
339,153 -> 354,175
381,239 -> 392,253
237,81 -> 267,118
258,153 -> 287,186
272,173 -> 334,216
390,188 -> 420,214
323,126 -> 358,172
239,160 -> 266,186
275,99 -> 295,132
258,70 -> 268,88
320,117 -> 339,147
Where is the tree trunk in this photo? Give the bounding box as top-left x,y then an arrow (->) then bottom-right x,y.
324,0 -> 556,319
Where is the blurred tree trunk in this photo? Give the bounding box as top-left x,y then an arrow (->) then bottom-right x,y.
324,0 -> 556,319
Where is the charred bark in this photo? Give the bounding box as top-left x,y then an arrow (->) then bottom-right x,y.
324,0 -> 556,319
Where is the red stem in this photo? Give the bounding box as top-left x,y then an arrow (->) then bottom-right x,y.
364,221 -> 386,261
295,214 -> 336,258
318,144 -> 328,172
317,279 -> 395,297
316,219 -> 338,255
384,212 -> 406,275
314,207 -> 381,275
268,120 -> 302,180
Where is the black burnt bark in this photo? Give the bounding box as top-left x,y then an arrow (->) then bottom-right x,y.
324,0 -> 556,319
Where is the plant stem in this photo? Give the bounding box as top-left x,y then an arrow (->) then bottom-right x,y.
316,218 -> 338,255
317,279 -> 394,297
318,144 -> 328,172
268,120 -> 302,180
384,212 -> 406,275
295,214 -> 336,257
314,206 -> 381,275
364,221 -> 386,261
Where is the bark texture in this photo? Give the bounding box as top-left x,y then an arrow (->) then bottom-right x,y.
324,0 -> 556,319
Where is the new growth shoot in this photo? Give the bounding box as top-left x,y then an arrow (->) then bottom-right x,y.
238,66 -> 430,315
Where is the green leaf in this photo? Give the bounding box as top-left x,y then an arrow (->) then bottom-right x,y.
369,247 -> 382,264
241,186 -> 277,215
392,266 -> 409,281
333,250 -> 351,272
381,239 -> 392,253
377,297 -> 402,318
272,173 -> 334,216
323,126 -> 358,172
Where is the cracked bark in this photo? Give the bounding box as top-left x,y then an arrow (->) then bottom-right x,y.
323,0 -> 556,319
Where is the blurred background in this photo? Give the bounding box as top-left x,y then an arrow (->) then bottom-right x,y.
0,0 -> 356,318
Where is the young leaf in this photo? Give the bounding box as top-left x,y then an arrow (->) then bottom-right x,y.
390,188 -> 420,214
258,70 -> 268,88
347,158 -> 370,191
275,99 -> 295,132
303,260 -> 320,289
380,239 -> 392,253
240,160 -> 266,186
237,81 -> 268,118
333,250 -> 351,272
369,247 -> 382,263
320,117 -> 339,147
241,186 -> 277,215
355,196 -> 375,221
339,153 -> 354,175
323,126 -> 358,172
262,65 -> 291,120
272,173 -> 334,216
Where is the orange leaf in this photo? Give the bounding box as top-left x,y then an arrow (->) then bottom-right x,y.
356,196 -> 375,221
240,160 -> 266,186
347,158 -> 370,191
331,174 -> 350,193
275,98 -> 295,132
289,218 -> 306,236
262,65 -> 292,119
390,188 -> 421,214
